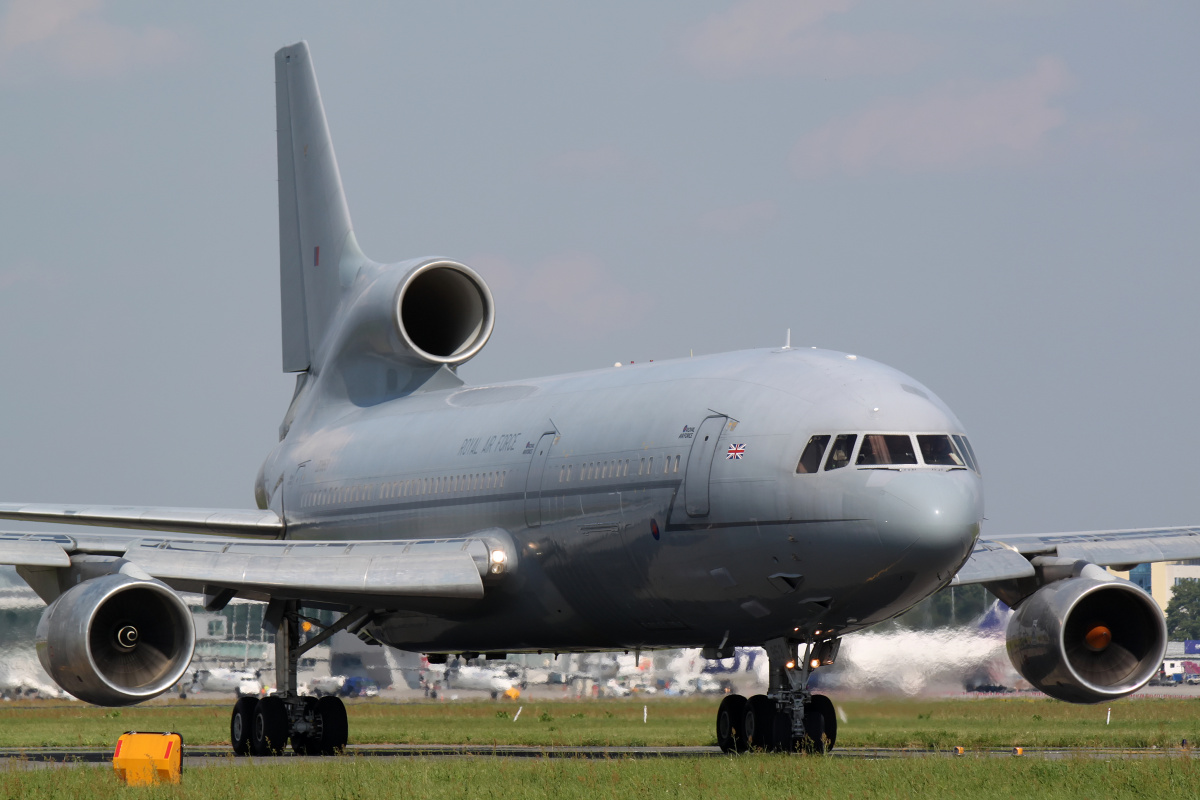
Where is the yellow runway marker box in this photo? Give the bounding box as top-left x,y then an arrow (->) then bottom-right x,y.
112,731 -> 182,785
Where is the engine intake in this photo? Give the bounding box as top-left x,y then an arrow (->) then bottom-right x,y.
36,574 -> 195,706
395,260 -> 494,365
1006,576 -> 1165,704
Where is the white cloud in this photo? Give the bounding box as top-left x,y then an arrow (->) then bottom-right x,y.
0,0 -> 184,80
681,0 -> 924,79
698,200 -> 778,234
790,58 -> 1072,175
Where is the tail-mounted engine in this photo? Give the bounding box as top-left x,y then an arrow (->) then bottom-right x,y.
394,259 -> 494,366
327,258 -> 494,371
999,559 -> 1166,703
36,573 -> 196,706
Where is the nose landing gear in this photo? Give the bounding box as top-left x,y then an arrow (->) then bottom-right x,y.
715,636 -> 840,754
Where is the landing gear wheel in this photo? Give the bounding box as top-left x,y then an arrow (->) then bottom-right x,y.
804,694 -> 837,753
315,695 -> 349,755
716,694 -> 748,754
291,696 -> 320,755
744,694 -> 777,752
230,696 -> 257,756
252,695 -> 289,756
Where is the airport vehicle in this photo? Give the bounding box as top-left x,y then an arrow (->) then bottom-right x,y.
2,41 -> 1199,757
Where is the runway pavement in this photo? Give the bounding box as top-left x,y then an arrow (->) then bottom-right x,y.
1,743 -> 1193,769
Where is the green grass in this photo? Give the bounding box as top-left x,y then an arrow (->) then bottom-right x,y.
3,754 -> 1198,800
1,695 -> 1199,750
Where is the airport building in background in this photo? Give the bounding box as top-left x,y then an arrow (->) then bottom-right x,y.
1110,561 -> 1200,615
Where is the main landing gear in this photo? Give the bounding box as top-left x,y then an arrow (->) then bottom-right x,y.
226,600 -> 368,756
715,636 -> 840,754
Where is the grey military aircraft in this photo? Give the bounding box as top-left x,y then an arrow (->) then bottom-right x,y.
3,41 -> 1199,756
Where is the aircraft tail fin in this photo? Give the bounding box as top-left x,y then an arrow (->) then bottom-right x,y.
275,41 -> 368,372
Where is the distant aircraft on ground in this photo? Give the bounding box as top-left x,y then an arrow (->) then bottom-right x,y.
189,668 -> 262,698
2,41 -> 1197,756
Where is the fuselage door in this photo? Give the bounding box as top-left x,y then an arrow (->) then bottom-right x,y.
524,431 -> 557,527
684,415 -> 728,517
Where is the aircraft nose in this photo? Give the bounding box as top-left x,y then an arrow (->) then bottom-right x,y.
874,470 -> 981,579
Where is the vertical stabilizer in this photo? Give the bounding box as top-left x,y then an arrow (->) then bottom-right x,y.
275,41 -> 367,372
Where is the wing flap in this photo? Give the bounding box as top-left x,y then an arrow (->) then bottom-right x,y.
124,539 -> 487,599
0,504 -> 283,537
0,539 -> 71,567
951,541 -> 1036,585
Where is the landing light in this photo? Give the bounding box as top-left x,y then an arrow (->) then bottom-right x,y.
786,660 -> 795,670
810,658 -> 821,669
490,550 -> 507,564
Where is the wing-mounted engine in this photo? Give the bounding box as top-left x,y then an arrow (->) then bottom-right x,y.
991,557 -> 1165,703
36,572 -> 195,706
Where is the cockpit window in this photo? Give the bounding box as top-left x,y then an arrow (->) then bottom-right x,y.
824,434 -> 856,471
857,434 -> 918,466
918,435 -> 966,467
796,435 -> 831,474
953,435 -> 981,474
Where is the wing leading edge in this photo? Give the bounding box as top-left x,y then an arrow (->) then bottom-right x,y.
953,525 -> 1200,586
0,503 -> 283,537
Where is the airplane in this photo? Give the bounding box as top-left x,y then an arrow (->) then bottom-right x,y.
189,668 -> 263,698
2,40 -> 1199,757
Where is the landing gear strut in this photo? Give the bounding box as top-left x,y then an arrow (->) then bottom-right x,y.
225,600 -> 367,756
715,636 -> 840,754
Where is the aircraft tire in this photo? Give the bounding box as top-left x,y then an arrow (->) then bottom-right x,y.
744,694 -> 776,752
716,694 -> 748,754
230,696 -> 257,756
252,695 -> 288,756
315,695 -> 349,755
806,694 -> 837,752
291,696 -> 320,755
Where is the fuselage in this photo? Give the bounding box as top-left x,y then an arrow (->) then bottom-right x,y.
261,346 -> 984,653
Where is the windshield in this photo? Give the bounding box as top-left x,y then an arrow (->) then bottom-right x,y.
856,434 -> 917,466
918,434 -> 966,467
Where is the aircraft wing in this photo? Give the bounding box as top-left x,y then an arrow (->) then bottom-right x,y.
952,525 -> 1200,585
0,528 -> 506,604
0,503 -> 283,537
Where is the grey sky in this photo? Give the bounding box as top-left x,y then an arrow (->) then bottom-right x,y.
0,1 -> 1197,536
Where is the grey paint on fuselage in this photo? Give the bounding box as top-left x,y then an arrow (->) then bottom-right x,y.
260,343 -> 983,654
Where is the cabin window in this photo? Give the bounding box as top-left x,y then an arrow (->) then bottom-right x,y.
918,435 -> 965,467
824,434 -> 857,471
857,434 -> 918,466
796,435 -> 831,474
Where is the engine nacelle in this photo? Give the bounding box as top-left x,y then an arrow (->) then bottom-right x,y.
36,573 -> 195,706
1006,576 -> 1165,703
394,259 -> 494,366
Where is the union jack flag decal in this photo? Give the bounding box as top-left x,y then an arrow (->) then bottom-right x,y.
726,444 -> 745,460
